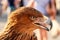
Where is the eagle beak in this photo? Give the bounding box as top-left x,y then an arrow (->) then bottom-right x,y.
44,18 -> 52,31
42,16 -> 53,31
35,16 -> 52,31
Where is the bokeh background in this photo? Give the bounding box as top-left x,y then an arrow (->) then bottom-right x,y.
0,0 -> 60,40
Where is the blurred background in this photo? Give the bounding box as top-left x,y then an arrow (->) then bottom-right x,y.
0,0 -> 60,40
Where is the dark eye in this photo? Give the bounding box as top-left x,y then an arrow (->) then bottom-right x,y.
32,16 -> 37,19
30,16 -> 37,20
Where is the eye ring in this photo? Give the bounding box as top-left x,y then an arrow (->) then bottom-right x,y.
30,16 -> 37,20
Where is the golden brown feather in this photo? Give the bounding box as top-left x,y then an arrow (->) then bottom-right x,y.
0,7 -> 47,40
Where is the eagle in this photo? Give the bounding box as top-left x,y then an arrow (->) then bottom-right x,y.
0,7 -> 52,40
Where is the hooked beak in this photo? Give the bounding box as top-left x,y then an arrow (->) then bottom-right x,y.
43,18 -> 52,31
46,19 -> 52,31
34,16 -> 52,31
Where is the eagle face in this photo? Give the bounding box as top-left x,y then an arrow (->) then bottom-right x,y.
0,7 -> 52,40
8,7 -> 52,31
31,16 -> 52,31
